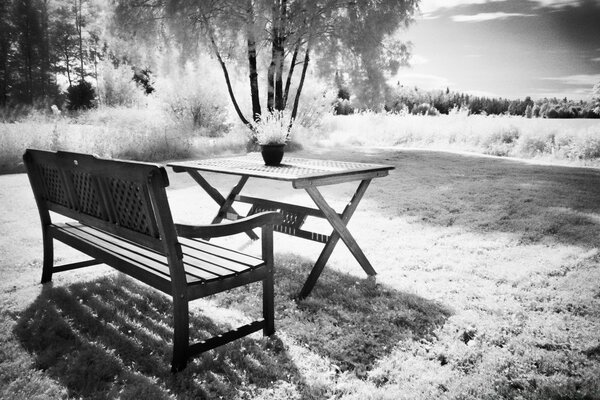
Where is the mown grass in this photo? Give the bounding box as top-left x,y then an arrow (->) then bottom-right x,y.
1,147 -> 600,399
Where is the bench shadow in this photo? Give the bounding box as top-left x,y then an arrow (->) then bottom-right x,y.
14,274 -> 297,400
14,256 -> 451,398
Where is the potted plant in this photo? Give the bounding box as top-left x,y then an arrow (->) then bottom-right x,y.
251,110 -> 293,166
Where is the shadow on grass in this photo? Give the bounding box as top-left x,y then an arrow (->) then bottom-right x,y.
14,255 -> 450,399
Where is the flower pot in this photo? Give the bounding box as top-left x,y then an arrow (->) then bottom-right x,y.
260,144 -> 285,166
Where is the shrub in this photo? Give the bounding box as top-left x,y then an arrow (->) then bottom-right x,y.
546,108 -> 559,119
518,132 -> 555,156
155,62 -> 231,137
483,126 -> 520,156
97,60 -> 144,107
334,99 -> 354,115
66,81 -> 96,110
411,103 -> 439,116
294,84 -> 335,128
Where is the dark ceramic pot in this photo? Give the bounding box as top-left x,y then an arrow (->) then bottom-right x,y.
260,144 -> 285,166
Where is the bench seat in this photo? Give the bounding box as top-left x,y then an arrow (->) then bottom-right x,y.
51,222 -> 265,292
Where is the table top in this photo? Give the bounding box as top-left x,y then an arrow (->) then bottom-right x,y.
168,153 -> 394,188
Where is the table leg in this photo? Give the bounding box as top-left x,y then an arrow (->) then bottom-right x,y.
186,171 -> 258,241
299,179 -> 375,298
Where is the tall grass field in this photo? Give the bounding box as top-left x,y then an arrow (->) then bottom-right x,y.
2,109 -> 600,174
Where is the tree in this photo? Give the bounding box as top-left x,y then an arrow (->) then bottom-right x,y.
113,0 -> 418,129
593,81 -> 600,104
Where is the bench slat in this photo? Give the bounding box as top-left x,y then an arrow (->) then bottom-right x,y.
179,237 -> 262,267
53,223 -> 263,284
74,224 -> 263,280
71,224 -> 221,282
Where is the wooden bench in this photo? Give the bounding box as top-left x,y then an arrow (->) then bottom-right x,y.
23,149 -> 282,372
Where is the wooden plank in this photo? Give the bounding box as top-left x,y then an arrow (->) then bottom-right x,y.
50,226 -> 173,294
183,248 -> 258,275
273,226 -> 329,243
54,223 -> 220,283
237,195 -> 325,218
53,259 -> 102,272
214,176 -> 249,222
187,321 -> 265,356
178,237 -> 262,267
293,170 -> 388,189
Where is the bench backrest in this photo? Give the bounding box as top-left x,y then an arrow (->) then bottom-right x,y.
23,149 -> 180,256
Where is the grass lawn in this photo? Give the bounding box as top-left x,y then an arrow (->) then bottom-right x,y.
1,147 -> 600,399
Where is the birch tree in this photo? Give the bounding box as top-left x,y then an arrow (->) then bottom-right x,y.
114,0 -> 419,128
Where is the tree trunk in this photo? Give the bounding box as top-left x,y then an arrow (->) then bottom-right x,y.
64,44 -> 72,87
40,0 -> 49,98
291,44 -> 310,122
283,43 -> 299,108
246,0 -> 261,121
266,1 -> 279,112
206,21 -> 250,128
274,0 -> 285,111
25,14 -> 33,104
77,0 -> 85,82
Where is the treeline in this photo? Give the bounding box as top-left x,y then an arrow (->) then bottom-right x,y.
335,85 -> 600,119
0,0 -> 107,109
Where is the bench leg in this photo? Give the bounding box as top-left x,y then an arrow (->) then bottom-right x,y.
171,296 -> 190,372
41,229 -> 53,283
262,226 -> 275,336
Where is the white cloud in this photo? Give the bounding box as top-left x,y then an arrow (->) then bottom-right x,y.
418,0 -> 580,17
591,57 -> 600,62
541,74 -> 600,86
532,0 -> 581,9
418,0 -> 500,15
452,12 -> 535,22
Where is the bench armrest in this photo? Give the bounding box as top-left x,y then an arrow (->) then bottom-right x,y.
175,211 -> 283,239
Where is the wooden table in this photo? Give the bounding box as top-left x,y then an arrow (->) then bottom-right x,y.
169,153 -> 394,298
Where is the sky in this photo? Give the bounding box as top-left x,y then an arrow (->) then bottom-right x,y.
393,0 -> 600,100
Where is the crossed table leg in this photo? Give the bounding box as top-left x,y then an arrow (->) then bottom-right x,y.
185,171 -> 376,298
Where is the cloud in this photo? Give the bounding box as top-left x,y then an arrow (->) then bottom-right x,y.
592,57 -> 600,62
532,0 -> 583,8
418,0 -> 501,15
540,74 -> 600,86
452,12 -> 536,22
419,0 -> 584,17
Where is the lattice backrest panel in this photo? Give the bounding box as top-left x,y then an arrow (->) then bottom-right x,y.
107,177 -> 153,236
38,164 -> 70,207
24,149 -> 172,253
71,170 -> 103,219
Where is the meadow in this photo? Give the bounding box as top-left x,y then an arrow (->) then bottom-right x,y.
2,107 -> 600,175
1,110 -> 600,399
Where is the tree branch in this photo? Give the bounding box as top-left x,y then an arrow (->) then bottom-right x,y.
205,19 -> 250,127
291,42 -> 310,124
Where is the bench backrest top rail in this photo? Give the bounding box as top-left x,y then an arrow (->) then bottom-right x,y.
24,149 -> 176,255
